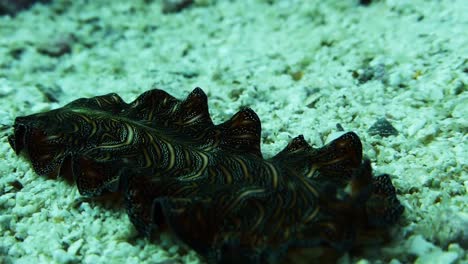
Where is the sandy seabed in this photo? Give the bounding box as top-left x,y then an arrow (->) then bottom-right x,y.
0,0 -> 466,263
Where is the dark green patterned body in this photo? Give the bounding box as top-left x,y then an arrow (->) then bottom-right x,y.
9,87 -> 403,263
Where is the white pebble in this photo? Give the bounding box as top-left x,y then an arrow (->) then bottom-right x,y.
53,248 -> 76,264
67,238 -> 83,255
408,235 -> 435,256
407,119 -> 426,137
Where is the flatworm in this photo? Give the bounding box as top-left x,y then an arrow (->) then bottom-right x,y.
9,87 -> 404,263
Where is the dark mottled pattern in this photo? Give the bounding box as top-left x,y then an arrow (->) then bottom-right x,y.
9,87 -> 404,263
0,0 -> 50,15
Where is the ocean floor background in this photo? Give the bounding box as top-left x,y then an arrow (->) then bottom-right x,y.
0,0 -> 467,263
